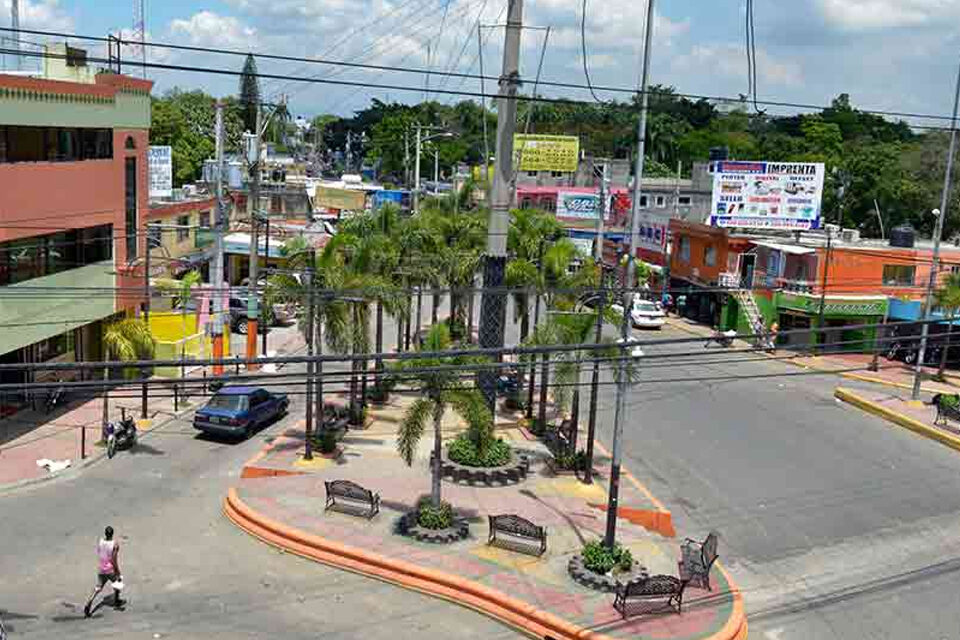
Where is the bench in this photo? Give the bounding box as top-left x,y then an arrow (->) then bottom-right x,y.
488,514 -> 547,556
679,531 -> 719,590
613,574 -> 689,618
324,480 -> 380,519
932,394 -> 960,426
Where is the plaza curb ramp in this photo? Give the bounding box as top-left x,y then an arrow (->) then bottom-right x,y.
223,488 -> 747,640
835,387 -> 960,453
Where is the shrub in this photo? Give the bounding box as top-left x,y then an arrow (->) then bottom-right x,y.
581,540 -> 634,575
940,394 -> 960,409
447,433 -> 512,467
417,497 -> 454,530
318,429 -> 338,454
554,450 -> 587,471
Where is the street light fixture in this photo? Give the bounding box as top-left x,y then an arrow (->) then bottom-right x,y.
414,126 -> 456,213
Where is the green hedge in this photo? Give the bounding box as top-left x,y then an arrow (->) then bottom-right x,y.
448,433 -> 512,467
417,498 -> 454,530
581,540 -> 633,574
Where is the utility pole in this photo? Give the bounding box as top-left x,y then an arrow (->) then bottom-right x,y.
10,0 -> 21,71
404,128 -> 411,189
304,253 -> 315,460
245,109 -> 262,370
584,274 -> 605,484
261,215 -> 270,359
212,100 -> 226,376
912,59 -> 960,400
605,0 -> 654,550
414,123 -> 422,213
817,226 -> 833,348
595,162 -> 608,262
478,0 -> 523,412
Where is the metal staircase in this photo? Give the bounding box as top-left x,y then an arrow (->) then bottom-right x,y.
733,289 -> 764,340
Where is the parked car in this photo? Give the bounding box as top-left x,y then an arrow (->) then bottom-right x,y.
628,299 -> 666,330
193,386 -> 289,439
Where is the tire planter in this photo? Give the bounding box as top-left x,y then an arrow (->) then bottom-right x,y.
436,449 -> 531,487
567,554 -> 648,593
396,511 -> 470,544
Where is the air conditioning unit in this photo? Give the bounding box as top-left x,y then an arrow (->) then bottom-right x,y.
841,228 -> 860,243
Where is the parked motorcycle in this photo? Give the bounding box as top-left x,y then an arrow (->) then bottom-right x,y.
44,380 -> 66,414
104,409 -> 138,459
705,329 -> 737,348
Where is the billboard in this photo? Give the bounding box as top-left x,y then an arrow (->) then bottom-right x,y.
710,161 -> 824,230
637,214 -> 669,254
514,134 -> 580,172
557,192 -> 604,220
314,186 -> 366,211
372,189 -> 410,210
148,146 -> 173,199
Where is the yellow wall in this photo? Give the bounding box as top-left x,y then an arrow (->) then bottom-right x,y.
148,311 -> 231,377
148,206 -> 214,265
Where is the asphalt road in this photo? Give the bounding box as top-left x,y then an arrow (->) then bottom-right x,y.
587,320 -> 960,640
0,363 -> 523,640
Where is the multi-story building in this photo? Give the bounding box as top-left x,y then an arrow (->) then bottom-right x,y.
0,47 -> 152,416
147,195 -> 218,280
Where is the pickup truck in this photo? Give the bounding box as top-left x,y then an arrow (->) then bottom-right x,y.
193,386 -> 289,439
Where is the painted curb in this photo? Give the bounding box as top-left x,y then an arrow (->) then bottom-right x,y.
223,489 -> 747,640
835,387 -> 960,453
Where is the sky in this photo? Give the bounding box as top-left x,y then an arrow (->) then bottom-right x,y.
3,0 -> 960,128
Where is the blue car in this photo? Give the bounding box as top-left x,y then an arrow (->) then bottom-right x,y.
193,386 -> 289,439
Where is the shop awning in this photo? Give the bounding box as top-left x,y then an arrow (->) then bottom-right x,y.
752,241 -> 816,255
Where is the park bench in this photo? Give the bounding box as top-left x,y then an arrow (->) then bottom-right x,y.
324,480 -> 380,519
932,393 -> 960,427
679,531 -> 719,590
488,514 -> 547,556
613,574 -> 689,618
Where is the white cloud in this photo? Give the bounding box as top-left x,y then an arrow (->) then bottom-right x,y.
170,11 -> 257,49
817,0 -> 956,31
672,44 -> 804,88
1,0 -> 74,33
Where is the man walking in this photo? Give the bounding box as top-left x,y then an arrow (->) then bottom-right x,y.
84,526 -> 124,618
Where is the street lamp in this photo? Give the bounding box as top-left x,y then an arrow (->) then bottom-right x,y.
913,207 -> 946,399
414,125 -> 455,213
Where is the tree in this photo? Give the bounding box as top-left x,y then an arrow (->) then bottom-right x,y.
239,54 -> 260,134
935,273 -> 960,380
101,319 -> 155,429
395,323 -> 493,508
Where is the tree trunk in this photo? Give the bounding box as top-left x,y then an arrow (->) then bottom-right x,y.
350,305 -> 361,423
416,287 -> 424,345
316,317 -> 324,429
432,289 -> 440,326
101,356 -> 110,436
405,291 -> 414,350
375,299 -> 384,387
938,314 -> 955,380
396,304 -> 404,354
537,353 -> 550,433
467,278 -> 475,343
432,402 -> 445,507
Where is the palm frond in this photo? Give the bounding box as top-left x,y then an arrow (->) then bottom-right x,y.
397,397 -> 434,466
443,388 -> 493,450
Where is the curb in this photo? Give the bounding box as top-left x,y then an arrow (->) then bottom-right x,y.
224,489 -> 747,640
835,387 -> 960,453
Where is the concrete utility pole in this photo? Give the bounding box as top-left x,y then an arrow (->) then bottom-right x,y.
595,162 -> 608,262
212,100 -> 227,376
246,108 -> 262,370
10,0 -> 21,71
605,0 -> 654,550
912,58 -> 960,400
478,0 -> 523,412
414,123 -> 422,213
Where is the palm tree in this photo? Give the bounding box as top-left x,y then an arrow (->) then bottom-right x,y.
935,273 -> 960,380
175,270 -> 202,376
395,323 -> 493,507
506,208 -> 565,344
101,318 -> 156,429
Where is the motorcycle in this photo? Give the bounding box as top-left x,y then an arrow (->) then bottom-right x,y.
104,409 -> 137,459
705,329 -> 737,348
44,380 -> 66,414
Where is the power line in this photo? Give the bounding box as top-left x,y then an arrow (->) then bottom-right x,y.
579,0 -> 604,103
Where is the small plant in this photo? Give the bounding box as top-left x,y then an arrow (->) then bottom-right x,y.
416,497 -> 454,530
940,394 -> 960,409
318,429 -> 338,454
447,433 -> 512,467
581,540 -> 634,575
553,449 -> 587,471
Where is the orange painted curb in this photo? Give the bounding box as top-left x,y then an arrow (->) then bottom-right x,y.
587,503 -> 677,539
240,466 -> 307,479
224,489 -> 747,640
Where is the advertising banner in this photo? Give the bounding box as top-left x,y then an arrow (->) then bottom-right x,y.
710,161 -> 825,230
637,213 -> 669,254
556,192 -> 603,220
372,189 -> 409,210
314,186 -> 366,211
514,134 -> 580,172
148,146 -> 173,199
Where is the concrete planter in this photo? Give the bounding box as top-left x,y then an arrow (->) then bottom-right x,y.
567,554 -> 648,593
396,511 -> 470,544
435,449 -> 531,487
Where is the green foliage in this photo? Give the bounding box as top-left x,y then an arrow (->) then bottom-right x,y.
940,394 -> 960,410
581,540 -> 634,575
553,449 -> 588,471
239,54 -> 260,134
447,433 -> 512,468
103,319 -> 156,380
416,497 -> 454,530
314,429 -> 338,454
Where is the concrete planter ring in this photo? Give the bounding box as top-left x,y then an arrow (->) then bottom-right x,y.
567,554 -> 648,593
396,511 -> 470,544
432,449 -> 531,487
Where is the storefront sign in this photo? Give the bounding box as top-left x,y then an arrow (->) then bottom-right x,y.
637,213 -> 669,254
556,192 -> 602,219
314,186 -> 366,211
148,146 -> 173,199
778,293 -> 887,316
513,134 -> 580,172
710,161 -> 825,230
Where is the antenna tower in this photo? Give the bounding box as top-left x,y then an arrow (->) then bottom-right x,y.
132,0 -> 146,77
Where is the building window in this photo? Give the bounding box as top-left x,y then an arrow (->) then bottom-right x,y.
199,211 -> 211,229
125,157 -> 138,259
125,136 -> 136,150
176,215 -> 191,242
551,171 -> 564,178
36,331 -> 75,362
526,171 -> 538,177
655,195 -> 666,208
678,236 -> 691,263
678,196 -> 692,206
882,264 -> 916,286
639,195 -> 649,208
147,224 -> 162,249
0,126 -> 112,163
541,198 -> 556,211
0,224 -> 112,286
521,197 -> 533,209
704,245 -> 717,267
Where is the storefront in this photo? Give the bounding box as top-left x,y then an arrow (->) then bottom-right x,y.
775,293 -> 887,351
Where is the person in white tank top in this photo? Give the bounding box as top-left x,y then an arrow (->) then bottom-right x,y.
84,525 -> 124,617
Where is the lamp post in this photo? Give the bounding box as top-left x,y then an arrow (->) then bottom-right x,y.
413,126 -> 455,213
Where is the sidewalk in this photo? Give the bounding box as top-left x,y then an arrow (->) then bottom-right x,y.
0,325 -> 307,489
835,386 -> 960,453
225,392 -> 746,640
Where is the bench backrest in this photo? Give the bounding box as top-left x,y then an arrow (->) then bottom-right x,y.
702,531 -> 719,567
327,479 -> 372,501
490,514 -> 543,538
624,575 -> 678,597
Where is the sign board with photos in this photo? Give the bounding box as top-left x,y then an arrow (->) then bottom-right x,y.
513,134 -> 580,172
637,213 -> 669,254
148,146 -> 173,199
556,192 -> 604,220
710,161 -> 825,230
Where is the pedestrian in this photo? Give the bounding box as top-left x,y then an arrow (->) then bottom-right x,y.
84,526 -> 124,618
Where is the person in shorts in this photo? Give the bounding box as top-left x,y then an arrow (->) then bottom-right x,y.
84,526 -> 124,617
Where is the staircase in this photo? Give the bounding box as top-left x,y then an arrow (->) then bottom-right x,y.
733,289 -> 764,341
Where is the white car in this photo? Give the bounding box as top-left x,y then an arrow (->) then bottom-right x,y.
630,299 -> 666,330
